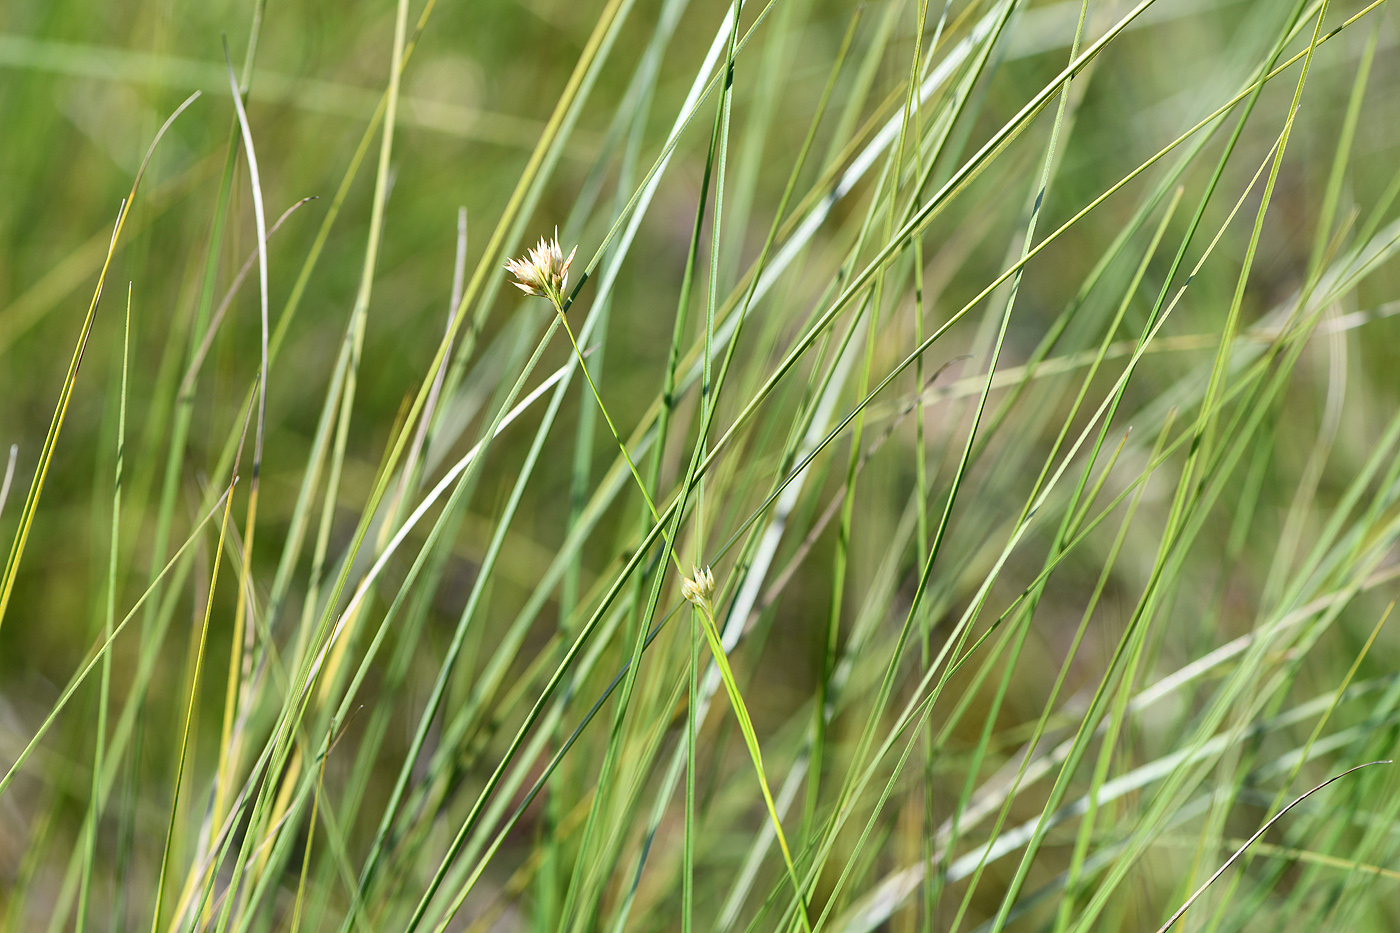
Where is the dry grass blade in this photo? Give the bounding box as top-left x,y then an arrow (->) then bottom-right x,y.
1152,762 -> 1393,933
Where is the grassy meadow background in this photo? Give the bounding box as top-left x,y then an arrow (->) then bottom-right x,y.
2,0 -> 1400,930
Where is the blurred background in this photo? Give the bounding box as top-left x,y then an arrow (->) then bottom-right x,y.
1,0 -> 1399,931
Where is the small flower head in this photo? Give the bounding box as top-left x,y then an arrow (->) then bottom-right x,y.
504,229 -> 576,309
681,565 -> 715,611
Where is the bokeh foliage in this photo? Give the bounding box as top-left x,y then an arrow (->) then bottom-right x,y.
1,0 -> 1399,931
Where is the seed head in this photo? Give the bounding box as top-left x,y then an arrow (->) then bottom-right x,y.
681,565 -> 716,611
504,229 -> 576,309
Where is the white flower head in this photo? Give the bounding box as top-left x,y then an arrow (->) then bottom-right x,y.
504,228 -> 576,309
681,565 -> 715,611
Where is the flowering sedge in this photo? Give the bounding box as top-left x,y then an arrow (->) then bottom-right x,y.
681,565 -> 715,613
504,229 -> 576,311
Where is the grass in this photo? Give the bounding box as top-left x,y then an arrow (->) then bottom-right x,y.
1,0 -> 1400,931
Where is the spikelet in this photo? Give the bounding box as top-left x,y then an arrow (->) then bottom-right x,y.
681,565 -> 715,612
504,228 -> 576,309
